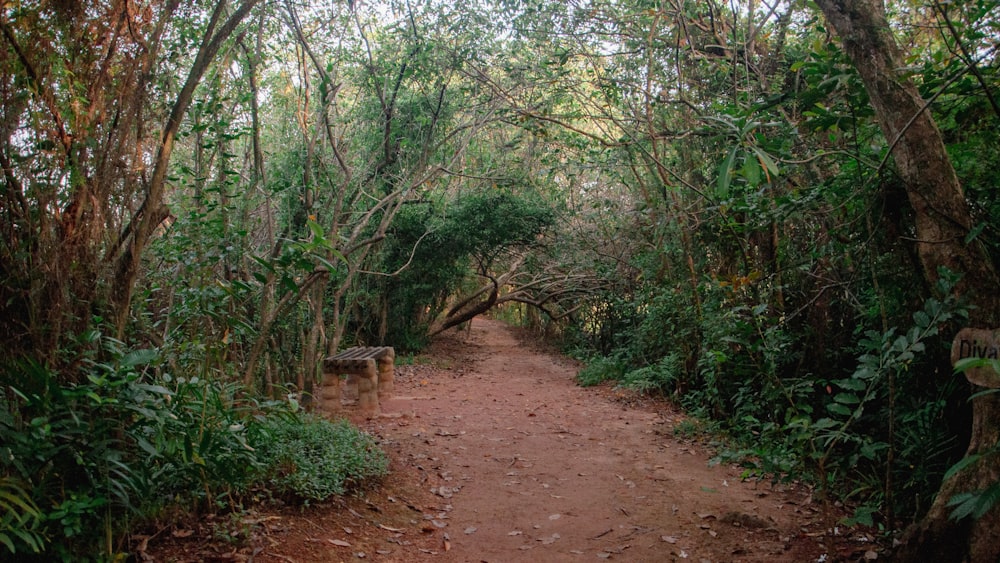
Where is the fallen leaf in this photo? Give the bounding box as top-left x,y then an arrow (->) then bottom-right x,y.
662,535 -> 678,544
329,539 -> 351,547
379,524 -> 404,533
464,527 -> 477,535
171,529 -> 194,538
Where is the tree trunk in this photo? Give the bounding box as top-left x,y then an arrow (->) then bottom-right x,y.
112,0 -> 262,337
813,1 -> 1000,561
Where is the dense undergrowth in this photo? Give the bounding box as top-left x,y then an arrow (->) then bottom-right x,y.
0,337 -> 386,561
564,272 -> 976,531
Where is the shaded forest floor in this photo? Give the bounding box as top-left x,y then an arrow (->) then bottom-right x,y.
145,318 -> 885,562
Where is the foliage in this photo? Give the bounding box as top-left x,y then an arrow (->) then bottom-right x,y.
621,353 -> 681,395
249,414 -> 388,502
1,0 -> 998,552
0,477 -> 44,555
794,274 -> 965,507
366,188 -> 558,347
944,371 -> 1000,522
576,356 -> 626,388
0,333 -> 385,559
529,0 -> 997,534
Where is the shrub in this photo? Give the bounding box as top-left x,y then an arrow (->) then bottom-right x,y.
576,356 -> 625,387
0,334 -> 390,560
621,353 -> 680,394
249,414 -> 388,502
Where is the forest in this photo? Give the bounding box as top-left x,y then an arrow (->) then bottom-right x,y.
0,0 -> 998,560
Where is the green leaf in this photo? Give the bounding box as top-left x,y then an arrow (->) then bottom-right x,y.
251,254 -> 276,273
750,146 -> 780,180
892,335 -> 910,352
948,492 -> 979,520
834,377 -> 867,391
742,154 -> 761,185
833,392 -> 860,404
716,147 -> 737,198
826,403 -> 852,416
307,219 -> 326,242
280,275 -> 298,294
943,453 -> 980,481
955,357 -> 994,374
810,417 -> 839,430
136,437 -> 159,458
132,383 -> 173,396
852,365 -> 878,381
969,388 -> 1000,400
964,222 -> 986,244
121,349 -> 159,368
947,484 -> 1000,521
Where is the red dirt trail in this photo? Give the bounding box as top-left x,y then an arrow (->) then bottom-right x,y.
149,318 -> 875,562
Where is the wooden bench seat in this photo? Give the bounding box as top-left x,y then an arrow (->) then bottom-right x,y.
320,346 -> 395,414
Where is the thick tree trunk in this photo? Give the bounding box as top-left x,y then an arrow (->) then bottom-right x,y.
814,1 -> 1000,561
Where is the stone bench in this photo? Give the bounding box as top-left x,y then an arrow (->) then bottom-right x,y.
320,346 -> 395,415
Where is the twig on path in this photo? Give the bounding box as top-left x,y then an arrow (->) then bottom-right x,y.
591,528 -> 614,540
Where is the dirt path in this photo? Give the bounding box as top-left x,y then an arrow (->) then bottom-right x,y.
150,318 -> 873,562
366,319 -> 843,562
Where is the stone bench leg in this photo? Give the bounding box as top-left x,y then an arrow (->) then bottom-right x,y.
356,359 -> 379,415
377,349 -> 395,398
320,372 -> 341,412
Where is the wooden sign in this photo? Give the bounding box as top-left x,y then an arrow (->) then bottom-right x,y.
951,328 -> 1000,388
